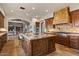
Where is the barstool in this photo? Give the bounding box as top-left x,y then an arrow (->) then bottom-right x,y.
18,34 -> 24,48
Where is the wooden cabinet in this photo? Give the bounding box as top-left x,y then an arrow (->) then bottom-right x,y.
35,22 -> 40,27
0,38 -> 2,51
48,38 -> 55,53
0,16 -> 4,27
0,33 -> 7,52
45,17 -> 53,28
35,22 -> 40,35
22,36 -> 56,56
55,33 -> 79,50
55,35 -> 70,47
31,37 -> 55,56
70,10 -> 79,27
0,11 -> 4,28
69,36 -> 79,49
31,39 -> 48,55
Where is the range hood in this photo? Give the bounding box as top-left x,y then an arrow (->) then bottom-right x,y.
53,7 -> 70,25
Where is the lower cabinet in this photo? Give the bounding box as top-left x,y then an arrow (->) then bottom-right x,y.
48,38 -> 55,53
31,38 -> 48,56
69,36 -> 79,49
55,34 -> 79,50
31,37 -> 56,56
22,36 -> 56,56
0,39 -> 2,51
0,33 -> 7,52
55,35 -> 70,47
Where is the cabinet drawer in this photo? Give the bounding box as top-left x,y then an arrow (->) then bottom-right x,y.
70,41 -> 79,49
70,36 -> 79,39
70,38 -> 78,42
70,36 -> 79,42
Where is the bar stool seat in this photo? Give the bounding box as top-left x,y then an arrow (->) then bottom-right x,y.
18,34 -> 24,48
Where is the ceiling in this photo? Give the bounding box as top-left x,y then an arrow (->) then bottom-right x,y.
0,3 -> 79,22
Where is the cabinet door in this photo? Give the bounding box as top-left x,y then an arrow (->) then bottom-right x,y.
0,16 -> 4,28
0,39 -> 2,51
48,38 -> 55,53
55,35 -> 70,46
31,39 -> 48,56
71,10 -> 79,27
45,17 -> 53,28
70,36 -> 79,49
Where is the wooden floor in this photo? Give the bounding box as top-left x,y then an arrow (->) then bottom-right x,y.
0,36 -> 79,56
0,36 -> 26,56
47,44 -> 79,56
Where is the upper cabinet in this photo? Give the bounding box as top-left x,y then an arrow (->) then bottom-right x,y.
35,22 -> 40,34
70,9 -> 79,27
0,11 -> 4,28
35,22 -> 40,27
45,17 -> 54,28
53,7 -> 70,25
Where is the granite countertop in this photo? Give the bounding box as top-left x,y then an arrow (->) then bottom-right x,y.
19,33 -> 56,41
45,31 -> 79,37
27,34 -> 55,40
0,32 -> 7,37
67,34 -> 79,36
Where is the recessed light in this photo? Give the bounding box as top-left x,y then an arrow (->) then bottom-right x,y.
11,10 -> 14,12
46,10 -> 49,12
32,7 -> 35,10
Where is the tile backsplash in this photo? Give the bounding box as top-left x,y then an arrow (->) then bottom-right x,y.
55,23 -> 79,32
55,24 -> 72,32
46,23 -> 79,33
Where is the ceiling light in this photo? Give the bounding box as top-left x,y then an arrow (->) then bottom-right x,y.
32,18 -> 37,22
46,10 -> 49,12
11,10 -> 14,12
32,7 -> 35,10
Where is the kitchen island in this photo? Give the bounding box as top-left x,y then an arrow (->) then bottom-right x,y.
20,34 -> 56,56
